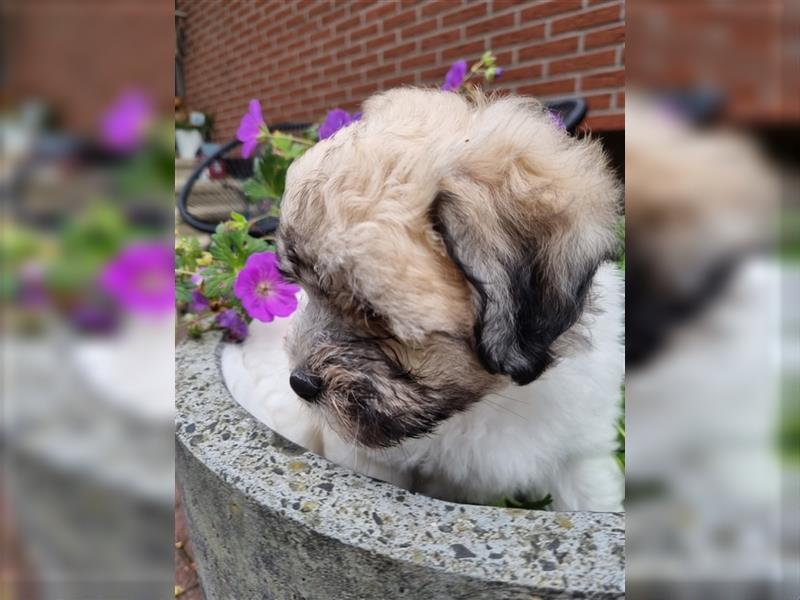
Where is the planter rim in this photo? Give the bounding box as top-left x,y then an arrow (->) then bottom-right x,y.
176,333 -> 625,597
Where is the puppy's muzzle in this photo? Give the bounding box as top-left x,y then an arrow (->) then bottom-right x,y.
289,368 -> 324,402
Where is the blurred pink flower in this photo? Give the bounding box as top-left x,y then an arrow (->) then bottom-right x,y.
237,99 -> 266,158
100,242 -> 175,315
233,252 -> 299,322
100,90 -> 154,152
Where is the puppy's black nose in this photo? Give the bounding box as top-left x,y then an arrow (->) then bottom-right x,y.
289,369 -> 323,401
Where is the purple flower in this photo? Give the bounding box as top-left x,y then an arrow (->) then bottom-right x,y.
442,60 -> 468,92
233,252 -> 299,322
237,99 -> 266,158
190,289 -> 209,313
494,67 -> 505,79
191,268 -> 205,286
99,242 -> 175,315
18,263 -> 48,309
70,302 -> 119,335
216,309 -> 248,342
100,90 -> 154,152
319,108 -> 358,140
548,109 -> 566,131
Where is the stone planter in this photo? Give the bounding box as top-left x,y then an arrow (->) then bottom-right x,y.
176,333 -> 625,600
3,328 -> 174,600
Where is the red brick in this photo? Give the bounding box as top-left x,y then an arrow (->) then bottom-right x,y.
442,3 -> 487,27
400,51 -> 436,70
352,82 -> 377,97
549,49 -> 616,75
521,0 -> 582,21
366,63 -> 395,80
311,54 -> 334,68
492,0 -> 525,11
551,5 -> 621,35
518,78 -> 576,97
350,23 -> 378,41
442,40 -> 486,62
617,91 -> 625,108
308,1 -> 336,20
401,19 -> 437,39
364,1 -> 397,22
365,31 -> 397,51
492,24 -> 545,48
579,113 -> 624,131
337,72 -> 364,86
383,41 -> 416,60
581,69 -> 624,90
382,73 -> 416,89
334,15 -> 361,34
518,37 -> 579,61
351,53 -> 378,69
496,63 -> 543,82
421,0 -> 453,17
420,28 -> 461,50
383,8 -> 416,30
420,65 -> 445,82
466,13 -> 515,37
586,93 -> 612,110
584,25 -> 625,49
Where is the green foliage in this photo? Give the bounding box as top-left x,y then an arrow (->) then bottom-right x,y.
46,202 -> 129,293
243,145 -> 290,204
202,214 -> 271,300
496,493 -> 553,510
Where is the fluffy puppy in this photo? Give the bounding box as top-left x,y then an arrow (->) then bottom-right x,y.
236,88 -> 624,510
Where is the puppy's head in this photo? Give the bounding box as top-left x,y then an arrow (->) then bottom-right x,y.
278,88 -> 620,447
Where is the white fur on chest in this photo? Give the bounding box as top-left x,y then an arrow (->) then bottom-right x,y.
222,263 -> 624,511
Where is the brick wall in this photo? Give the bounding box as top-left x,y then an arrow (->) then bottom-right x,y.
177,0 -> 625,142
5,1 -> 174,136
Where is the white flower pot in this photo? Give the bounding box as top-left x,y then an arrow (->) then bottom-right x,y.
176,128 -> 204,159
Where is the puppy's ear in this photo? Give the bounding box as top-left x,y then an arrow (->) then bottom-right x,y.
431,180 -> 617,385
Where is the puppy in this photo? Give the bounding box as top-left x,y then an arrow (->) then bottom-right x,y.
231,89 -> 624,511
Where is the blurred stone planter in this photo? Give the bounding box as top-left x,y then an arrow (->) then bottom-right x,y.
176,333 -> 625,599
3,327 -> 174,600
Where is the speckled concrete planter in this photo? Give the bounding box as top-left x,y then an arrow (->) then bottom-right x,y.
176,334 -> 625,599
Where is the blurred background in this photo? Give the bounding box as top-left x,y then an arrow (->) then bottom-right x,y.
625,1 -> 798,599
2,2 -> 175,599
1,0 -> 797,599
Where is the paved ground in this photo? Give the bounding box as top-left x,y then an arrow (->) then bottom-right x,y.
175,488 -> 205,600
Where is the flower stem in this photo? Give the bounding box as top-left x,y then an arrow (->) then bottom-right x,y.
258,130 -> 314,147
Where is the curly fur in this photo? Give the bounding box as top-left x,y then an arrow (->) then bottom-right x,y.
225,89 -> 624,511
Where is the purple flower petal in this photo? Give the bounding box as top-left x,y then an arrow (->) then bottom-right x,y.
547,109 -> 567,131
216,309 -> 248,342
237,99 -> 266,157
233,251 -> 300,322
319,108 -> 354,140
241,137 -> 258,158
190,289 -> 209,313
441,60 -> 468,92
99,241 -> 175,316
100,90 -> 154,152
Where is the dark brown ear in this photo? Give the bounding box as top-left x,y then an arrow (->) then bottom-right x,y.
431,191 -> 609,385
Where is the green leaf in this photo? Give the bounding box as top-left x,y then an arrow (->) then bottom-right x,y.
243,179 -> 275,202
202,263 -> 237,299
175,277 -> 193,304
